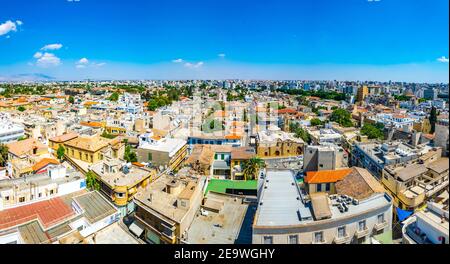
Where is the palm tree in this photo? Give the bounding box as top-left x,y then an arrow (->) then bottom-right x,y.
0,144 -> 8,167
242,157 -> 265,181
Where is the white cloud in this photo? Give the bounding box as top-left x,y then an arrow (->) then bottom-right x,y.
78,58 -> 89,65
172,58 -> 184,63
184,61 -> 204,68
218,53 -> 226,58
16,20 -> 23,26
33,52 -> 43,59
0,20 -> 18,36
75,58 -> 106,68
36,53 -> 61,67
437,56 -> 449,63
41,43 -> 63,51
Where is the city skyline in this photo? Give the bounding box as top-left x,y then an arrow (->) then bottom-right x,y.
0,0 -> 449,82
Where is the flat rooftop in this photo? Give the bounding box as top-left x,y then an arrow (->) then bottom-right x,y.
90,160 -> 152,188
255,169 -> 392,227
139,138 -> 186,157
85,222 -> 140,244
186,192 -> 250,244
134,175 -> 204,223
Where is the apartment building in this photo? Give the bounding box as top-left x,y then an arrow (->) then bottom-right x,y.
90,156 -> 155,216
402,201 -> 448,244
137,132 -> 188,171
0,191 -> 120,244
0,163 -> 85,210
351,141 -> 437,179
0,113 -> 25,143
132,175 -> 207,244
382,157 -> 449,211
253,169 -> 392,244
303,144 -> 348,173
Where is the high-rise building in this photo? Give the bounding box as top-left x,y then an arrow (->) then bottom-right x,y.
423,88 -> 438,100
356,85 -> 369,102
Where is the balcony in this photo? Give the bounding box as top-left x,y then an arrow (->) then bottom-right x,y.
312,240 -> 327,245
374,221 -> 388,232
355,228 -> 370,239
334,235 -> 350,244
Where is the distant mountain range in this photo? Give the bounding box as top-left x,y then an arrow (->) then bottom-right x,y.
0,73 -> 56,82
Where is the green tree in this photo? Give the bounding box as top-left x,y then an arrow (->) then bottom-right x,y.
57,145 -> 65,161
310,118 -> 323,127
361,123 -> 384,139
242,157 -> 265,181
108,92 -> 120,101
101,130 -> 116,139
243,109 -> 248,122
124,145 -> 138,163
68,96 -> 75,104
0,144 -> 8,167
329,109 -> 353,127
429,106 -> 438,133
17,106 -> 26,112
86,171 -> 100,191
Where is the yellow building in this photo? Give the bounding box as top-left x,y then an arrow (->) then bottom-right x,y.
90,157 -> 156,216
256,130 -> 304,158
357,85 -> 369,102
48,133 -> 79,152
413,119 -> 432,134
63,135 -> 112,164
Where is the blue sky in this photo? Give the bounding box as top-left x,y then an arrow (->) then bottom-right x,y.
0,0 -> 448,82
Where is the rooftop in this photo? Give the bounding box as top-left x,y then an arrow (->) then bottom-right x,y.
205,179 -> 257,195
90,159 -> 152,188
64,135 -> 111,152
186,192 -> 250,244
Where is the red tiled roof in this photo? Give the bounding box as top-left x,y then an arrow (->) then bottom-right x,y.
32,158 -> 60,172
277,108 -> 297,114
0,198 -> 75,230
305,168 -> 353,184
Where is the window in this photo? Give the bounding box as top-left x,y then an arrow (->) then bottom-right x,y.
50,190 -> 54,195
148,153 -> 153,161
317,184 -> 322,192
319,164 -> 324,168
358,220 -> 366,231
314,232 -> 323,243
19,197 -> 25,203
263,236 -> 273,244
377,214 -> 385,224
214,154 -> 218,160
38,193 -> 42,198
5,196 -> 9,201
289,235 -> 298,244
325,183 -> 330,191
338,226 -> 346,238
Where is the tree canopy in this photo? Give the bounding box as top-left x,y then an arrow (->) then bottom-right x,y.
329,109 -> 353,127
361,123 -> 384,139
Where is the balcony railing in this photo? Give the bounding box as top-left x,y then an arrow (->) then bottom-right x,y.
374,221 -> 388,232
334,235 -> 350,244
355,228 -> 370,239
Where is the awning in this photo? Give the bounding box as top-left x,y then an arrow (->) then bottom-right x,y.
396,207 -> 413,222
129,222 -> 144,237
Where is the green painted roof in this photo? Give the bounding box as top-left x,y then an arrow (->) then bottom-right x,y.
205,179 -> 257,194
373,230 -> 393,244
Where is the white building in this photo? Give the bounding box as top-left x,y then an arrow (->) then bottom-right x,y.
0,113 -> 25,143
252,169 -> 393,244
402,201 -> 448,244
